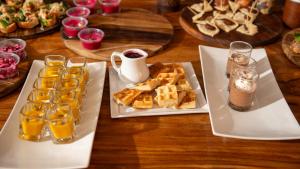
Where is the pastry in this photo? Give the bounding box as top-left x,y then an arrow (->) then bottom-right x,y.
15,9 -> 39,28
5,0 -> 24,8
213,10 -> 234,18
0,13 -> 17,33
229,0 -> 240,13
236,21 -> 258,36
190,3 -> 203,13
192,11 -> 206,22
233,11 -> 247,24
132,93 -> 153,109
203,0 -> 213,12
113,88 -> 142,106
155,85 -> 178,108
215,17 -> 239,33
38,8 -> 57,27
240,7 -> 259,21
215,5 -> 229,12
48,2 -> 67,19
196,21 -> 220,37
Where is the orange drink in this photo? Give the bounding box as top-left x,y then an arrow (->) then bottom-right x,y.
67,57 -> 89,82
33,77 -> 59,90
47,104 -> 75,144
19,103 -> 48,141
27,89 -> 54,104
55,89 -> 81,124
63,67 -> 86,96
45,55 -> 66,67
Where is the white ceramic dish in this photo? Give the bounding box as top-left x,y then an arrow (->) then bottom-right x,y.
0,60 -> 106,168
199,45 -> 300,140
109,62 -> 209,118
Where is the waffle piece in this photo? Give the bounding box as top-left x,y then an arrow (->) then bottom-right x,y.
171,64 -> 186,79
178,91 -> 196,109
132,93 -> 153,109
134,79 -> 160,91
155,85 -> 178,108
157,72 -> 179,86
113,88 -> 142,106
176,79 -> 192,91
177,91 -> 187,107
149,62 -> 171,78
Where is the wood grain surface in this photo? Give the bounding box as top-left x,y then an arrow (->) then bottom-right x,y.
179,7 -> 283,47
1,0 -> 300,168
64,8 -> 174,60
0,58 -> 31,98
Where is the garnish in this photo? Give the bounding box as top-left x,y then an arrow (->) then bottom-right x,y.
0,18 -> 10,28
295,33 -> 300,43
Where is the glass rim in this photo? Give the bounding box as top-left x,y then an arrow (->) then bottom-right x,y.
20,102 -> 47,118
230,41 -> 253,53
66,6 -> 91,18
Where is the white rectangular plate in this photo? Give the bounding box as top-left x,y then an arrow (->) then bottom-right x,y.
200,45 -> 300,140
109,62 -> 208,118
0,60 -> 106,168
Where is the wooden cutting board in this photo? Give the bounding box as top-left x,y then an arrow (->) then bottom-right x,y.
179,7 -> 283,47
63,8 -> 174,61
0,59 -> 31,98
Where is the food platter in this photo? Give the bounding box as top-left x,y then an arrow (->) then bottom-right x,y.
199,45 -> 300,140
179,2 -> 283,47
0,60 -> 106,168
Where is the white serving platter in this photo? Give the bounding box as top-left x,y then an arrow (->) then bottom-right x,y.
0,60 -> 106,168
109,62 -> 209,118
199,45 -> 300,140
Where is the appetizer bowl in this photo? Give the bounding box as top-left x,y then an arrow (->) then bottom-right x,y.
99,0 -> 121,14
78,28 -> 105,50
73,0 -> 98,9
0,52 -> 20,79
66,6 -> 91,18
0,39 -> 27,60
282,28 -> 300,67
62,17 -> 88,38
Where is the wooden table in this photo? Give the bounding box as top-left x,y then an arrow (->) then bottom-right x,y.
1,0 -> 300,168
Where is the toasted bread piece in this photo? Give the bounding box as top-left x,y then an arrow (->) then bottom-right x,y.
134,78 -> 160,91
132,93 -> 153,109
113,88 -> 142,106
176,79 -> 192,91
155,85 -> 178,108
178,91 -> 196,109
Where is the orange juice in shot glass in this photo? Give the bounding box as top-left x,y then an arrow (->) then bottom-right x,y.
67,56 -> 89,82
63,67 -> 86,96
45,55 -> 66,67
27,89 -> 54,104
60,78 -> 83,104
33,77 -> 59,90
47,104 -> 75,144
19,102 -> 48,141
55,89 -> 81,124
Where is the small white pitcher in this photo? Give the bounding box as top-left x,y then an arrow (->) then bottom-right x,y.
111,49 -> 150,83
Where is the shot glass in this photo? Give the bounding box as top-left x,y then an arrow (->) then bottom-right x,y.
47,103 -> 75,144
228,58 -> 257,91
67,57 -> 89,82
33,77 -> 59,90
62,17 -> 88,38
19,102 -> 48,141
228,68 -> 259,111
55,89 -> 81,124
63,66 -> 87,94
226,41 -> 252,77
45,55 -> 66,68
27,89 -> 54,104
59,78 -> 83,103
38,67 -> 64,79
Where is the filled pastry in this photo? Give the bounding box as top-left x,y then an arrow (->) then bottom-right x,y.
196,21 -> 220,37
236,20 -> 258,36
213,10 -> 234,18
5,0 -> 24,9
233,11 -> 247,24
215,17 -> 239,33
48,2 -> 67,19
229,0 -> 240,14
0,13 -> 17,33
38,8 -> 57,27
190,3 -> 203,13
22,0 -> 45,12
15,9 -> 39,28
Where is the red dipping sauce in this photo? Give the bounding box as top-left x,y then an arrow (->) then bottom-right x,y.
100,0 -> 121,14
78,28 -> 105,50
66,7 -> 90,18
62,17 -> 88,38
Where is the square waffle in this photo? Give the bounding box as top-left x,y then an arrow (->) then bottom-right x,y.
132,93 -> 153,109
134,79 -> 160,91
157,72 -> 179,86
155,85 -> 178,108
171,64 -> 186,79
178,91 -> 196,109
113,88 -> 142,106
176,79 -> 192,91
149,62 -> 172,78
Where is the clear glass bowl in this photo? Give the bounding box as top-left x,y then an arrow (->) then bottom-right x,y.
0,39 -> 27,60
0,52 -> 20,79
78,28 -> 105,50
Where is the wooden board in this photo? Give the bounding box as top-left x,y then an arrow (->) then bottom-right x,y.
64,8 -> 174,61
0,58 -> 31,98
282,28 -> 300,67
0,24 -> 60,40
179,7 -> 283,47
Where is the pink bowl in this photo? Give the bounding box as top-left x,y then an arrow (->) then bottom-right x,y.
78,28 -> 105,50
